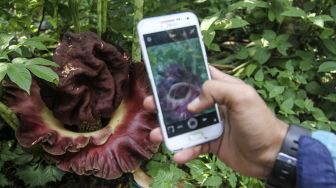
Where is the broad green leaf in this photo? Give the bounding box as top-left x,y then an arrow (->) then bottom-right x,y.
224,18 -> 249,29
228,173 -> 238,188
8,45 -> 22,56
281,7 -> 306,17
12,57 -> 28,64
209,43 -> 220,51
262,30 -> 276,41
323,94 -> 336,102
308,15 -> 334,28
17,164 -> 65,187
280,98 -> 295,115
318,61 -> 336,72
236,48 -> 249,60
254,68 -> 264,81
229,0 -> 268,11
203,175 -> 222,187
150,165 -> 186,188
146,161 -> 169,177
305,81 -> 321,95
312,107 -> 328,122
0,63 -> 8,82
26,64 -> 59,85
269,85 -> 285,98
294,99 -> 305,109
0,174 -> 8,187
254,48 -> 271,64
27,58 -> 59,67
187,159 -> 207,182
245,63 -> 257,77
201,14 -> 219,31
202,30 -> 216,47
330,5 -> 336,20
7,64 -> 32,93
322,39 -> 336,55
320,28 -> 335,39
0,33 -> 13,51
22,40 -> 48,51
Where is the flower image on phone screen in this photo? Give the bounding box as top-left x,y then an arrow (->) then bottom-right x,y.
144,26 -> 219,137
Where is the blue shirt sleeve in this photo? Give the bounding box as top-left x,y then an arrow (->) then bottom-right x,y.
297,131 -> 336,188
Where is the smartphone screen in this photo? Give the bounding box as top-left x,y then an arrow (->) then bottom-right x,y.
143,26 -> 219,138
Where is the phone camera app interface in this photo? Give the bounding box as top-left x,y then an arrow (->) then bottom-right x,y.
144,26 -> 219,138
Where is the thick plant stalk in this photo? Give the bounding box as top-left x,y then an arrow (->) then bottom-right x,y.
54,0 -> 59,35
69,0 -> 80,33
132,0 -> 144,62
97,0 -> 107,38
0,102 -> 19,130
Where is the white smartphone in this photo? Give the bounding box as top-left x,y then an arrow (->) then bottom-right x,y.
137,12 -> 223,152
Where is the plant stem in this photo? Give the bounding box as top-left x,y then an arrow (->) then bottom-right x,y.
0,102 -> 19,130
97,0 -> 107,38
69,0 -> 80,33
132,0 -> 144,62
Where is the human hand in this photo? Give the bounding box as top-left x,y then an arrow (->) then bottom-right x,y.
143,66 -> 288,178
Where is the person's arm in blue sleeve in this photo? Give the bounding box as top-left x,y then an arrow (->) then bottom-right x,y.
143,66 -> 336,187
297,131 -> 336,188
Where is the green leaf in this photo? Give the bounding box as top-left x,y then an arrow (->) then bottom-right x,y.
0,174 -> 8,187
254,68 -> 264,81
245,63 -> 257,77
308,15 -> 334,28
266,84 -> 285,98
17,164 -> 65,187
224,18 -> 249,29
0,33 -> 14,51
201,14 -> 219,31
150,165 -> 186,188
322,39 -> 336,55
12,57 -> 28,64
26,64 -> 59,85
187,159 -> 207,183
312,107 -> 328,122
202,30 -> 216,47
254,48 -> 271,64
305,81 -> 321,95
236,48 -> 249,60
22,40 -> 48,51
0,63 -> 8,82
8,45 -> 22,56
229,0 -> 268,11
281,7 -> 306,17
228,173 -> 238,188
27,58 -> 59,67
331,5 -> 336,20
262,30 -> 276,41
146,161 -> 169,177
280,98 -> 295,115
7,64 -> 32,93
323,94 -> 336,102
318,61 -> 336,72
203,175 -> 222,187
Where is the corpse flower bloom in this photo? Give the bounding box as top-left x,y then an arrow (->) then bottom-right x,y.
3,32 -> 158,179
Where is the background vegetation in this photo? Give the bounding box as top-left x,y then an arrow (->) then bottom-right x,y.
0,0 -> 335,187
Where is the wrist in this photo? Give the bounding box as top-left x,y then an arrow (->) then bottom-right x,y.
263,120 -> 289,178
266,124 -> 311,188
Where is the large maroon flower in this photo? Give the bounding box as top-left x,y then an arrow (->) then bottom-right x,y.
2,32 -> 158,179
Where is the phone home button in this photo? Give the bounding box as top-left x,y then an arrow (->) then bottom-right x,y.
189,133 -> 203,141
187,118 -> 198,129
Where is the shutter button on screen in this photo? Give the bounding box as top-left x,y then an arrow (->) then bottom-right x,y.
187,118 -> 198,129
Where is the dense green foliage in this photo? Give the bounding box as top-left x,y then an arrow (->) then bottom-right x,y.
0,0 -> 335,187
